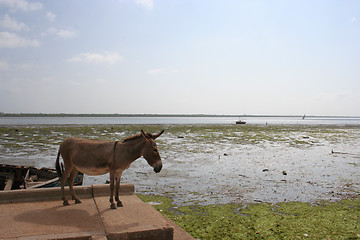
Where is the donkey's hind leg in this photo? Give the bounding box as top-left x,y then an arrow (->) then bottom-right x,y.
115,172 -> 123,207
60,166 -> 73,206
68,169 -> 81,204
109,171 -> 116,209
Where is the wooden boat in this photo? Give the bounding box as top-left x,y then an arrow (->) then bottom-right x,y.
0,164 -> 83,191
236,120 -> 246,124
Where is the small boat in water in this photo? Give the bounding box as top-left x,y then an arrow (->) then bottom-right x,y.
0,164 -> 83,191
236,120 -> 246,124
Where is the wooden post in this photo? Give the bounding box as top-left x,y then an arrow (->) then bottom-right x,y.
4,173 -> 15,191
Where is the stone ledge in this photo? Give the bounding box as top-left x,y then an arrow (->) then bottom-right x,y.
0,183 -> 134,204
107,225 -> 174,240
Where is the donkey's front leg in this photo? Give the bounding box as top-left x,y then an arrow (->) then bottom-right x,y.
109,171 -> 116,209
115,172 -> 123,207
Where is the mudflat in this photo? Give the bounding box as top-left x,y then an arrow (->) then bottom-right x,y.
1,124 -> 359,204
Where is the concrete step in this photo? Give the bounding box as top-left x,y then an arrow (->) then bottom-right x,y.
0,184 -> 194,240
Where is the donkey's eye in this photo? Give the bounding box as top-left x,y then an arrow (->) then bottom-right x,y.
153,149 -> 158,152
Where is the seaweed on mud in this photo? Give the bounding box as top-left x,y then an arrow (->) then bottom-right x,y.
138,194 -> 360,240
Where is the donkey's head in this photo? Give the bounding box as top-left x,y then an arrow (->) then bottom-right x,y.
141,130 -> 164,173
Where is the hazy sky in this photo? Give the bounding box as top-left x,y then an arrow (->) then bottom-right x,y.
0,0 -> 359,115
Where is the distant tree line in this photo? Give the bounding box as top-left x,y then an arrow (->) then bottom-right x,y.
0,113 -> 247,117
0,113 -> 354,118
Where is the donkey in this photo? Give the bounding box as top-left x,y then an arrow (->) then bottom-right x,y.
55,130 -> 164,209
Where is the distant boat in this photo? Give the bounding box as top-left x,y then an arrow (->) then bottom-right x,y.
236,120 -> 246,124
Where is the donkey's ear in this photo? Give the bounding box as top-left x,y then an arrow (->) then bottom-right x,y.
152,130 -> 164,139
141,130 -> 149,140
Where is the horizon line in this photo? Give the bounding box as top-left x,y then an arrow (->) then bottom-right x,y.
1,113 -> 359,118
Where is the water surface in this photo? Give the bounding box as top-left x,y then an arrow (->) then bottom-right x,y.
1,116 -> 360,125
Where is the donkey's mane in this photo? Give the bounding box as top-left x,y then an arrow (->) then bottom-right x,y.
122,133 -> 153,143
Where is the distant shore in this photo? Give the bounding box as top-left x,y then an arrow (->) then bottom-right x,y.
1,113 -> 359,118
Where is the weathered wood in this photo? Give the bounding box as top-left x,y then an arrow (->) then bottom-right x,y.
24,169 -> 30,181
26,177 -> 58,189
4,173 -> 15,191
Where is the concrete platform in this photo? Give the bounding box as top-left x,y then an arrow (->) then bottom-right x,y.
0,184 -> 194,240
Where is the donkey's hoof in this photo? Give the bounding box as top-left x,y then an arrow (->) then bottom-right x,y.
117,201 -> 123,207
110,203 -> 117,209
75,199 -> 82,204
63,200 -> 70,206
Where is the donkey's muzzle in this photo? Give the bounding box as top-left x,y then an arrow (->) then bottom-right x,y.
154,163 -> 162,173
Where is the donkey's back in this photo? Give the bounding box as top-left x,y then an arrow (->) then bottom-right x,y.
59,137 -> 115,176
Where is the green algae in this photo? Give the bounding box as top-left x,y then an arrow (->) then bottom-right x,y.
1,124 -> 359,154
138,194 -> 360,240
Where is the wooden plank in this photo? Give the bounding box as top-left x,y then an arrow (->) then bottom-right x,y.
26,177 -> 58,189
4,173 -> 15,191
24,169 -> 30,181
0,172 -> 12,176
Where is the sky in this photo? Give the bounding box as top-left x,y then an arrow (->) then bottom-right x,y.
0,0 -> 359,116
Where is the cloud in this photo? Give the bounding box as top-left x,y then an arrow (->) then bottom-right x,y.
55,29 -> 76,39
148,68 -> 163,75
0,14 -> 29,31
350,17 -> 356,23
14,63 -> 34,70
0,60 -> 9,71
134,0 -> 154,10
67,52 -> 122,65
0,0 -> 42,12
44,27 -> 76,39
45,11 -> 56,22
0,31 -> 40,48
0,61 -> 34,71
147,68 -> 181,75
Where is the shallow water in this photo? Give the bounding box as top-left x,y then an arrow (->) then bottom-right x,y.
1,116 -> 360,125
0,124 -> 359,205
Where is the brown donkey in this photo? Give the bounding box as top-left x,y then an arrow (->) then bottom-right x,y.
56,130 -> 164,209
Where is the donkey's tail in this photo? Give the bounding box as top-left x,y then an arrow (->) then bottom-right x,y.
55,149 -> 62,178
